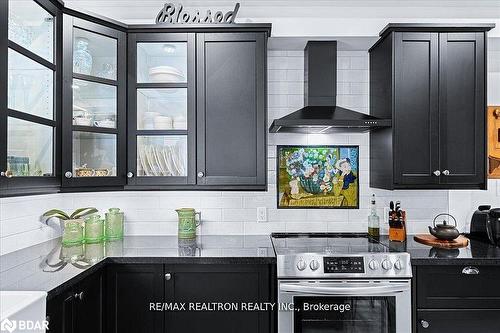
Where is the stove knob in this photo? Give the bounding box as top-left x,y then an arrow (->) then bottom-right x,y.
394,259 -> 403,270
368,260 -> 380,270
296,259 -> 307,271
382,259 -> 392,270
310,260 -> 320,271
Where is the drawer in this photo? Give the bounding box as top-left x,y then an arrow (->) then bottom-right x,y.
416,265 -> 500,308
417,309 -> 500,333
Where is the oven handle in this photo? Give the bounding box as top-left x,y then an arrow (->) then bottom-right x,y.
279,283 -> 410,295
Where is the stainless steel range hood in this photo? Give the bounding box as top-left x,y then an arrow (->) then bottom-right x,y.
269,41 -> 391,133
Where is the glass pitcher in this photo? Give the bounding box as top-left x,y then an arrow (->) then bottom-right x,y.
176,208 -> 201,239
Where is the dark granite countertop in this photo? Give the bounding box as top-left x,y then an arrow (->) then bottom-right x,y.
0,235 -> 275,296
378,235 -> 500,265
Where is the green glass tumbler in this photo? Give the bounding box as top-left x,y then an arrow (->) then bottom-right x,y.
105,208 -> 124,240
62,219 -> 84,245
84,214 -> 104,243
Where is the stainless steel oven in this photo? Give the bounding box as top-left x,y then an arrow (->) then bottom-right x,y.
278,279 -> 411,333
272,233 -> 413,333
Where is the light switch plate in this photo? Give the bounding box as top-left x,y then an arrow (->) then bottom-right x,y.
257,207 -> 267,222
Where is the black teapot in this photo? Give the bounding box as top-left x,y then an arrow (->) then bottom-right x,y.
428,214 -> 460,241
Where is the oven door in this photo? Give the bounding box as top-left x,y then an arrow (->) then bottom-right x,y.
278,280 -> 411,333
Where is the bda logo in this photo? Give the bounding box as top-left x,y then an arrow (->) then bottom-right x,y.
0,318 -> 16,333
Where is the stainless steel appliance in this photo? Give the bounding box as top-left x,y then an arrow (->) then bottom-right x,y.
272,233 -> 412,333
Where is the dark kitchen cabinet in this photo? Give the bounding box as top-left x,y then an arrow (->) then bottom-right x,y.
106,264 -> 164,333
0,0 -> 62,197
61,15 -> 127,190
196,33 -> 267,188
126,28 -> 268,190
414,265 -> 500,333
46,269 -> 104,333
369,24 -> 493,190
164,264 -> 273,333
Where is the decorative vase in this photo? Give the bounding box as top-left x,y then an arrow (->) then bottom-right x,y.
62,219 -> 84,245
84,214 -> 104,243
73,37 -> 93,75
105,208 -> 124,240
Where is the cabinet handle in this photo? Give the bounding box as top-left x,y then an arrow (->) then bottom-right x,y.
421,320 -> 430,328
127,172 -> 134,178
197,172 -> 205,178
433,170 -> 441,176
65,171 -> 73,179
442,169 -> 450,176
165,273 -> 172,281
462,266 -> 480,275
74,291 -> 84,300
1,170 -> 13,178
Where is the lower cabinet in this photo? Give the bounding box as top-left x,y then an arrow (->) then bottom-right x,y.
46,270 -> 104,333
415,265 -> 500,333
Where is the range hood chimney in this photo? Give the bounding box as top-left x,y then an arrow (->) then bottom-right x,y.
269,41 -> 391,133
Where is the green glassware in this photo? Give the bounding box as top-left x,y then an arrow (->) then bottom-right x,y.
176,208 -> 201,239
84,214 -> 104,243
62,219 -> 84,245
105,208 -> 124,240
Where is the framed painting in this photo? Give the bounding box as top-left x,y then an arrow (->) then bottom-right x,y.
488,106 -> 500,178
277,145 -> 359,209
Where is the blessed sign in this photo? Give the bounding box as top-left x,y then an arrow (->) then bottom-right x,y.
156,3 -> 240,24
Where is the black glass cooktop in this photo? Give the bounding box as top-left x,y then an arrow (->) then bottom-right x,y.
271,233 -> 390,255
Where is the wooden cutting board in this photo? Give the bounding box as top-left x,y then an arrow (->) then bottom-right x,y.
413,234 -> 469,249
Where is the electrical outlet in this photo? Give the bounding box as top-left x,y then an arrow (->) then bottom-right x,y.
257,207 -> 267,222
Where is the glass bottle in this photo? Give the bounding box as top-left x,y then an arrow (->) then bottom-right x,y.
368,194 -> 380,238
84,214 -> 104,243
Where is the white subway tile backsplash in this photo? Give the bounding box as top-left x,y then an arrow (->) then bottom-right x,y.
5,48 -> 496,255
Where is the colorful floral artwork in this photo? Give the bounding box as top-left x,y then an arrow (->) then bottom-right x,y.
277,146 -> 359,209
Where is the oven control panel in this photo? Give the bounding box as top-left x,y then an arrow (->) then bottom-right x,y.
323,257 -> 364,273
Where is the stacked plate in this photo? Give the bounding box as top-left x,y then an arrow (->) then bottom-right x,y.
138,144 -> 186,177
148,66 -> 185,83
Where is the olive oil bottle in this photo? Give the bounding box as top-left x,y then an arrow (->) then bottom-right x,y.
368,194 -> 380,238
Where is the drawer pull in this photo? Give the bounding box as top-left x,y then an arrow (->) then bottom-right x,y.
462,266 -> 480,275
421,320 -> 430,328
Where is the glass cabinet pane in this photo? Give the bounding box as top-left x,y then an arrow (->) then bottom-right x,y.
73,132 -> 116,177
73,79 -> 117,128
73,28 -> 117,80
8,48 -> 54,119
137,136 -> 187,177
7,117 -> 53,177
8,0 -> 54,62
137,89 -> 187,130
137,43 -> 187,83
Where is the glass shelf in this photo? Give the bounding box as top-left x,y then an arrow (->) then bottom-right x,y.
137,136 -> 187,177
137,42 -> 187,84
137,88 -> 187,130
72,79 -> 117,128
7,117 -> 53,177
73,27 -> 117,80
73,131 -> 117,177
8,0 -> 54,63
8,48 -> 54,119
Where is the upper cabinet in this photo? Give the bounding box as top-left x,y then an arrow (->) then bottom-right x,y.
0,0 -> 61,196
126,28 -> 268,190
61,15 -> 126,189
369,24 -> 494,190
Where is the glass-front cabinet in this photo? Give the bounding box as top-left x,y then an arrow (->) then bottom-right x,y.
0,0 -> 61,194
127,33 -> 195,187
62,16 -> 126,188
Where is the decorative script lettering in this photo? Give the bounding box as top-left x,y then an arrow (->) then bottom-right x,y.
156,3 -> 240,24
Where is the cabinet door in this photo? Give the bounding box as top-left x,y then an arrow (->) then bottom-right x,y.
62,15 -> 126,188
126,33 -> 196,188
46,290 -> 75,333
1,0 -> 61,196
438,32 -> 486,186
107,264 -> 164,333
393,32 -> 440,185
74,270 -> 104,333
417,309 -> 500,333
196,33 -> 266,188
164,264 -> 272,333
